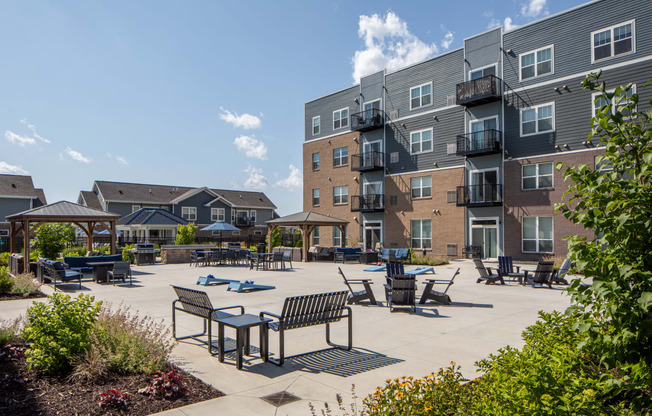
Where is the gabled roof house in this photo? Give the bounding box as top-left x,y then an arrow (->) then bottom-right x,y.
0,174 -> 47,235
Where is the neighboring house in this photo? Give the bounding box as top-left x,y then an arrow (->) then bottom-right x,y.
116,208 -> 188,242
0,174 -> 47,239
77,180 -> 278,242
303,0 -> 651,260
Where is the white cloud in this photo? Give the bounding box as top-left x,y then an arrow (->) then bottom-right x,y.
275,165 -> 302,190
233,135 -> 268,160
441,31 -> 454,50
20,118 -> 50,143
5,131 -> 36,146
0,161 -> 28,174
352,11 -> 438,83
243,166 -> 268,190
487,18 -> 501,29
521,0 -> 548,18
115,156 -> 128,165
504,17 -> 518,31
63,147 -> 91,164
219,107 -> 262,129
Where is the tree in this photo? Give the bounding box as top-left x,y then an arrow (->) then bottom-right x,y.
266,227 -> 282,249
556,72 -> 651,392
175,222 -> 198,245
34,223 -> 75,259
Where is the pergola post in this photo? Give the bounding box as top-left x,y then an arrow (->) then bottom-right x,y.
86,221 -> 95,253
338,225 -> 346,247
22,221 -> 30,273
267,224 -> 277,254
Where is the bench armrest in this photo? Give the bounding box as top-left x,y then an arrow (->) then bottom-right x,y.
213,305 -> 245,315
423,279 -> 453,284
346,279 -> 373,284
260,311 -> 282,321
514,265 -> 521,273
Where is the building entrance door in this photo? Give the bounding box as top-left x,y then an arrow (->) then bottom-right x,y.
363,221 -> 382,251
470,218 -> 498,259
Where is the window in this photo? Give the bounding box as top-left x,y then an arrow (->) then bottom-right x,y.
523,216 -> 553,253
592,85 -> 636,118
520,45 -> 553,80
312,226 -> 320,245
182,206 -> 196,221
249,210 -> 256,224
0,230 -> 9,237
411,219 -> 432,249
312,188 -> 320,206
592,20 -> 634,62
520,103 -> 555,136
410,128 -> 433,154
390,152 -> 399,163
312,116 -> 320,135
333,186 -> 348,205
211,208 -> 225,221
231,210 -> 235,224
132,205 -> 141,213
389,195 -> 398,206
333,108 -> 349,129
447,190 -> 457,203
522,162 -> 553,190
254,230 -> 263,236
333,147 -> 348,167
447,143 -> 457,155
411,176 -> 432,199
333,226 -> 345,247
410,82 -> 432,110
470,65 -> 496,80
312,152 -> 320,170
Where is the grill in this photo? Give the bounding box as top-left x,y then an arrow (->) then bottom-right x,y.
131,243 -> 156,265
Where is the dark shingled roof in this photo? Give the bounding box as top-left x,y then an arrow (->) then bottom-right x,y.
33,188 -> 47,206
79,191 -> 102,210
118,208 -> 188,226
93,180 -> 277,209
0,174 -> 39,198
7,200 -> 119,220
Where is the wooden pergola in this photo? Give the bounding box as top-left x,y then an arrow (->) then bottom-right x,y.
7,201 -> 120,273
266,211 -> 349,262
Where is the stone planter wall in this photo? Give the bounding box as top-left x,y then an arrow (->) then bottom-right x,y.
161,245 -> 215,264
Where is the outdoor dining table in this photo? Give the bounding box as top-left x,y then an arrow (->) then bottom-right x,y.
252,253 -> 274,270
86,261 -> 115,283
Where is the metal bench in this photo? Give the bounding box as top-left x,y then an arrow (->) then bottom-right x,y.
260,291 -> 352,365
171,285 -> 244,355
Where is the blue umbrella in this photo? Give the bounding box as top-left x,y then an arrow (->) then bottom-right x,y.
200,221 -> 241,246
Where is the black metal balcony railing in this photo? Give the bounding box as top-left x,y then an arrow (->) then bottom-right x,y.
351,151 -> 385,171
351,194 -> 385,212
456,75 -> 502,107
351,108 -> 384,132
456,129 -> 502,156
456,184 -> 503,207
235,217 -> 255,227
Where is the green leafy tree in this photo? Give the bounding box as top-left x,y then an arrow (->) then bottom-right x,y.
175,222 -> 197,245
34,223 -> 75,259
556,72 -> 652,394
265,227 -> 282,249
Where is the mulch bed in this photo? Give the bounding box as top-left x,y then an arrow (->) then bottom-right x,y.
0,344 -> 225,416
0,291 -> 47,302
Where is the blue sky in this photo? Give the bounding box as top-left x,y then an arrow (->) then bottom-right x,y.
0,0 -> 585,216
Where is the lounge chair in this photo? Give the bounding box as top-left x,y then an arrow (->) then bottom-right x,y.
227,280 -> 276,293
419,268 -> 460,305
405,266 -> 435,275
196,275 -> 240,286
384,275 -> 417,312
338,267 -> 377,305
551,259 -> 571,285
474,258 -> 504,285
107,261 -> 132,285
523,261 -> 556,288
497,256 -> 526,283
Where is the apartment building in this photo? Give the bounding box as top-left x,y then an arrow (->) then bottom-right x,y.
0,174 -> 47,238
303,0 -> 652,260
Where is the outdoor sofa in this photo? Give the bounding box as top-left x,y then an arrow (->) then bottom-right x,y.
64,254 -> 123,273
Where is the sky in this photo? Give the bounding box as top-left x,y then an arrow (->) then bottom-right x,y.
0,0 -> 587,216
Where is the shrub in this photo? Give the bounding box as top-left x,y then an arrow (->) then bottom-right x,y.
138,370 -> 189,400
0,266 -> 13,294
11,273 -> 41,297
62,246 -> 89,257
23,293 -> 102,374
295,239 -> 302,248
122,244 -> 135,264
175,223 -> 197,245
0,252 -> 9,267
0,318 -> 22,346
409,255 -> 449,266
33,223 -> 74,260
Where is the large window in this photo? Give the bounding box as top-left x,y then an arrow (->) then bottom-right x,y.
522,216 -> 553,253
249,210 -> 256,224
592,20 -> 634,62
411,176 -> 432,199
312,188 -> 320,206
520,103 -> 555,136
312,226 -> 320,245
333,226 -> 347,247
333,108 -> 349,130
312,116 -> 320,135
592,85 -> 636,118
312,152 -> 320,170
333,185 -> 348,205
520,45 -> 553,80
470,65 -> 496,80
333,147 -> 348,167
182,206 -> 196,221
410,82 -> 432,110
211,208 -> 225,221
522,162 -> 553,190
410,128 -> 433,154
411,219 -> 432,249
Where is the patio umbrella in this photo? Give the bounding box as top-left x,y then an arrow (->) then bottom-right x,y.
200,221 -> 240,246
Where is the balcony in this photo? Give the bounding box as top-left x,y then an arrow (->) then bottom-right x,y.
456,75 -> 502,107
456,184 -> 503,207
351,151 -> 385,172
351,109 -> 384,132
235,217 -> 255,227
456,129 -> 502,157
351,194 -> 384,212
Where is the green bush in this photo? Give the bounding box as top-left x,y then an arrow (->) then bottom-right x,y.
11,273 -> 41,297
23,293 -> 102,374
0,252 -> 9,267
295,239 -> 302,248
175,222 -> 197,245
0,266 -> 13,294
62,246 -> 90,257
33,223 -> 74,260
122,244 -> 135,264
0,318 -> 22,346
409,255 -> 449,266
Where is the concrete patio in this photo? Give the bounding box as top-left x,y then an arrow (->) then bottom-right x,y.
0,259 -> 572,415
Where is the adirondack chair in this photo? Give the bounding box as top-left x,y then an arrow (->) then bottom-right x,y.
338,267 -> 377,305
419,268 -> 460,305
551,259 -> 571,285
384,275 -> 417,312
497,256 -> 526,283
523,261 -> 556,288
474,258 -> 504,285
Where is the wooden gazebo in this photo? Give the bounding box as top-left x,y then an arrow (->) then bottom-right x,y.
266,211 -> 348,262
7,201 -> 120,272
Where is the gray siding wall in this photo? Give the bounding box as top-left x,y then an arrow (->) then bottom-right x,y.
503,0 -> 652,89
385,49 -> 464,119
171,192 -> 216,225
305,86 -> 358,140
0,198 -> 31,222
107,202 -> 171,218
504,60 -> 652,158
464,27 -> 502,79
360,71 -> 384,104
385,107 -> 465,174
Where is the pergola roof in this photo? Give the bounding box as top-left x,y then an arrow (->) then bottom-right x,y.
7,200 -> 119,222
266,211 -> 348,227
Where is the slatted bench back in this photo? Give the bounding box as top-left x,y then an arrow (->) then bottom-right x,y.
280,291 -> 348,330
172,285 -> 219,320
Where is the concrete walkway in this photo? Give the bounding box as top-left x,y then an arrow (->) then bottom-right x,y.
0,259 -> 571,415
